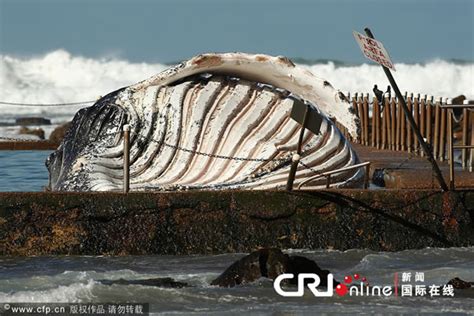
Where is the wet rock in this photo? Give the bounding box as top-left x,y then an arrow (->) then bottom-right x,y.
99,277 -> 189,288
49,122 -> 72,144
18,126 -> 45,139
16,117 -> 51,126
287,255 -> 333,287
211,248 -> 335,287
447,277 -> 473,289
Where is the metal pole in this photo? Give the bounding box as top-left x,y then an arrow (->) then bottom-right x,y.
286,104 -> 310,191
364,163 -> 371,189
364,28 -> 449,192
123,124 -> 130,193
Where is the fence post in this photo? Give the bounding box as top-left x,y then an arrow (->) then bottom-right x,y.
382,95 -> 389,149
426,96 -> 433,148
370,97 -> 379,147
364,163 -> 370,189
447,100 -> 455,190
433,97 -> 441,159
462,100 -> 470,169
413,95 -> 420,153
356,95 -> 364,145
286,103 -> 309,191
390,96 -> 396,151
123,124 -> 130,193
399,96 -> 406,150
406,93 -> 413,152
363,94 -> 369,146
439,98 -> 447,161
419,95 -> 427,156
470,107 -> 474,172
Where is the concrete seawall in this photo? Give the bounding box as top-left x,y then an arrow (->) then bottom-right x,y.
1,190 -> 473,256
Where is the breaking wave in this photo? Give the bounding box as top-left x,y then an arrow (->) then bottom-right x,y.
0,280 -> 96,303
1,50 -> 472,123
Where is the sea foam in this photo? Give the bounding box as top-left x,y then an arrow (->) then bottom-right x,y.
1,50 -> 472,124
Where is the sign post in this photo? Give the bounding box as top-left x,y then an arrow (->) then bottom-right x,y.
356,28 -> 448,191
286,99 -> 323,191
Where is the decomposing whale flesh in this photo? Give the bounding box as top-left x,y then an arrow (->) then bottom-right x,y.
46,53 -> 363,191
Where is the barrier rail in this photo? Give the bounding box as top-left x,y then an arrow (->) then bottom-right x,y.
297,161 -> 371,190
440,102 -> 474,189
339,93 -> 473,172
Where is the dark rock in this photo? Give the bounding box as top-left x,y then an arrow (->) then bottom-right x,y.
18,126 -> 45,139
16,117 -> 51,126
49,122 -> 72,144
210,248 -> 271,287
447,277 -> 473,289
99,277 -> 189,288
211,248 -> 336,287
287,255 -> 333,287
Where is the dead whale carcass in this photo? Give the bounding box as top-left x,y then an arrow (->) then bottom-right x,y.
46,53 -> 363,191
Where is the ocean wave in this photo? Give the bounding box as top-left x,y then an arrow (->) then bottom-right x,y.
0,279 -> 96,303
1,50 -> 472,124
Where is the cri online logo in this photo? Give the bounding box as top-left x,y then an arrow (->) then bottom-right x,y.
274,273 -> 392,297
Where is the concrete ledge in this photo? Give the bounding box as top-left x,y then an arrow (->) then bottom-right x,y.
1,190 -> 473,255
0,141 -> 59,150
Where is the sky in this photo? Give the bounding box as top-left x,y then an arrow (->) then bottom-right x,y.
0,0 -> 473,63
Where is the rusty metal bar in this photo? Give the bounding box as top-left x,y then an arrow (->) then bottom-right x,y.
286,103 -> 309,191
123,124 -> 130,193
297,161 -> 371,190
364,163 -> 371,189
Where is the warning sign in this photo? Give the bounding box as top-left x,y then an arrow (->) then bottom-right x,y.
353,31 -> 395,71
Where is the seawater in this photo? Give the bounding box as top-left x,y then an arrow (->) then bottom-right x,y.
1,50 -> 473,125
1,248 -> 474,315
0,151 -> 51,191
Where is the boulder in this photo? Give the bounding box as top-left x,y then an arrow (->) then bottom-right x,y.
16,117 -> 51,126
447,277 -> 473,289
18,126 -> 45,139
49,122 -> 72,144
211,248 -> 335,287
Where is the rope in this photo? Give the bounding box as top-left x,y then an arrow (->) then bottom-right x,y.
0,100 -> 95,106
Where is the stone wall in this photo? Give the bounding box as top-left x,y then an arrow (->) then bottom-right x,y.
1,190 -> 473,255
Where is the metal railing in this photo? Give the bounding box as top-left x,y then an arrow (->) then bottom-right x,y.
297,161 -> 371,190
440,101 -> 474,190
